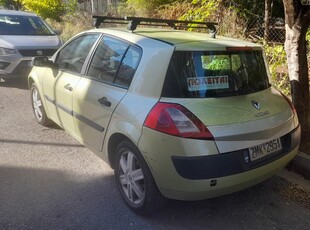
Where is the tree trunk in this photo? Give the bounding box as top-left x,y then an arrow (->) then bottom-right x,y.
91,0 -> 96,15
264,0 -> 272,42
283,0 -> 310,134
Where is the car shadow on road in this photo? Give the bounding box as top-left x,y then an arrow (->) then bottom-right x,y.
0,78 -> 28,90
0,165 -> 309,229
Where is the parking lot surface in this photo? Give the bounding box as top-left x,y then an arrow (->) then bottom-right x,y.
0,80 -> 310,229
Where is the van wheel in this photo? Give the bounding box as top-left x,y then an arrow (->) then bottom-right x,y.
30,83 -> 51,126
114,140 -> 167,215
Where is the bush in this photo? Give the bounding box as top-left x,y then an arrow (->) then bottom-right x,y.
264,44 -> 290,96
156,1 -> 192,19
22,0 -> 65,21
46,11 -> 93,42
118,0 -> 176,17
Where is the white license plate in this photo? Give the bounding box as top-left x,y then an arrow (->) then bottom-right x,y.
249,138 -> 282,161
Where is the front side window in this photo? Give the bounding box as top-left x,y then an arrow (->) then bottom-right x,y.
56,34 -> 99,73
0,15 -> 53,35
162,50 -> 270,98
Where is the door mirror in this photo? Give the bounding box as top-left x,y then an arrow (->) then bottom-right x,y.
32,56 -> 58,68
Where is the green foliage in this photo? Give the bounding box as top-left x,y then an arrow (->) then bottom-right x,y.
65,0 -> 79,13
264,44 -> 290,96
179,0 -> 220,22
205,56 -> 230,70
21,0 -> 65,21
203,54 -> 241,71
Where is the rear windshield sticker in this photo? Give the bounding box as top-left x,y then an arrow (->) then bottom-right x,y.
187,76 -> 229,91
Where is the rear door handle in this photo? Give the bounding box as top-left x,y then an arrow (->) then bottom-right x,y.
64,83 -> 73,91
98,97 -> 111,107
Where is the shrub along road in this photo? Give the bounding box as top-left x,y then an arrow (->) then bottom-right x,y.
0,80 -> 309,229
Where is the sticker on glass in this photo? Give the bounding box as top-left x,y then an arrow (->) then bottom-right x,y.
187,76 -> 229,91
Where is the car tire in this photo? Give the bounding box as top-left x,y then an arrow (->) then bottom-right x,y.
30,83 -> 51,126
115,140 -> 167,215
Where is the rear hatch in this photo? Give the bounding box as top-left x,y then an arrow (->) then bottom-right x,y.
160,49 -> 296,154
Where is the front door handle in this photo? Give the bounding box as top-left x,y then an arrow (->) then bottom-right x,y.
64,83 -> 73,91
98,97 -> 111,107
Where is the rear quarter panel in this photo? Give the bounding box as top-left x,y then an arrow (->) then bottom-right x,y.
100,37 -> 175,163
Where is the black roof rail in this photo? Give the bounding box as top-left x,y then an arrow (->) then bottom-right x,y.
92,16 -> 218,38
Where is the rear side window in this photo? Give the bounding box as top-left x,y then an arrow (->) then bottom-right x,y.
88,36 -> 129,83
162,50 -> 270,98
87,36 -> 141,88
115,46 -> 141,88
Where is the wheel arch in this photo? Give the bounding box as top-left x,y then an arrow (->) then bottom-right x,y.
108,133 -> 134,169
28,76 -> 35,90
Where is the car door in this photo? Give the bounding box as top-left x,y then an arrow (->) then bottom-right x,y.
72,36 -> 142,152
42,33 -> 100,134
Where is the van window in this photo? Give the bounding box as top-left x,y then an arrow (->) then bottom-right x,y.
162,50 -> 270,98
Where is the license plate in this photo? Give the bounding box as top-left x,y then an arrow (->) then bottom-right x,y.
249,138 -> 282,161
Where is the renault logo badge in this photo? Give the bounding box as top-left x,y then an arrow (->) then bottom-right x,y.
252,100 -> 260,110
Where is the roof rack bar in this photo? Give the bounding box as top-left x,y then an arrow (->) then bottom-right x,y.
92,15 -> 218,37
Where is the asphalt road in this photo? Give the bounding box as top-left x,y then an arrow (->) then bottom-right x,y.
0,79 -> 310,229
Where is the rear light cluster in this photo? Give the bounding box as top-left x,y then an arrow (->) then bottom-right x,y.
144,102 -> 213,140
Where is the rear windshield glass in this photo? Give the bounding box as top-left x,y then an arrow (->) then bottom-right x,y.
162,50 -> 270,98
0,15 -> 54,35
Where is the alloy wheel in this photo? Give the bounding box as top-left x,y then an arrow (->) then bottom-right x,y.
32,87 -> 43,121
118,150 -> 145,205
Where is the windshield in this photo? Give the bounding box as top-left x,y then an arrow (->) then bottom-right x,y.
0,15 -> 54,35
162,50 -> 270,98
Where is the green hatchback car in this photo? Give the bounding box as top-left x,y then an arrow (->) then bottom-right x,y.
28,17 -> 300,215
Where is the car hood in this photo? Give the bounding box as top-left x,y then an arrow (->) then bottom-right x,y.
0,35 -> 62,49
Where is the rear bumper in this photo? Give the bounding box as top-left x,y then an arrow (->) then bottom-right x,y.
172,125 -> 301,180
138,125 -> 300,201
166,146 -> 299,200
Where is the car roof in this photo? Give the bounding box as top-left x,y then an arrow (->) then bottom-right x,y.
89,27 -> 262,51
0,9 -> 38,17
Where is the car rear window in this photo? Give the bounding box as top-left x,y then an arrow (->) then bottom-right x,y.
0,15 -> 54,35
161,50 -> 270,98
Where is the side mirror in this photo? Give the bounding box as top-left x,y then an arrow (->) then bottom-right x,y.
32,56 -> 58,68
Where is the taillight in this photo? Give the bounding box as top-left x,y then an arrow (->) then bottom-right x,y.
144,102 -> 213,140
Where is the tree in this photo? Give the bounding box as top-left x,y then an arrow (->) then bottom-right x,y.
264,0 -> 272,42
282,0 -> 310,135
0,0 -> 22,9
